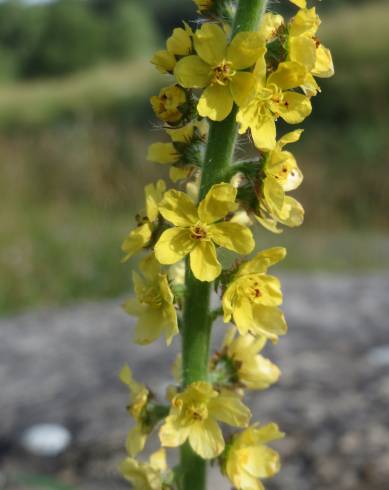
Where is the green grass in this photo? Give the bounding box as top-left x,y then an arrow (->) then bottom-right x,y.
0,60 -> 159,129
0,203 -> 134,314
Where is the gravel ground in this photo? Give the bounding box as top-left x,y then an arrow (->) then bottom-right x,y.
1,274 -> 389,489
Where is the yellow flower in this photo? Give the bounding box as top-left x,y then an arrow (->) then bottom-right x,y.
123,255 -> 179,345
119,448 -> 169,490
174,23 -> 265,121
256,130 -> 305,233
150,85 -> 187,124
119,364 -> 151,456
154,183 -> 255,282
219,328 -> 281,390
151,23 -> 193,74
288,7 -> 334,95
236,58 -> 312,150
122,180 -> 166,261
224,423 -> 284,490
159,381 -> 251,459
222,247 -> 287,341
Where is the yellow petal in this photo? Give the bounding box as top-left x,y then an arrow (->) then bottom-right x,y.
167,27 -> 192,56
301,72 -> 321,96
189,240 -> 221,282
241,446 -> 281,479
159,415 -> 190,447
278,129 -> 303,149
251,305 -> 288,340
149,448 -> 167,472
147,143 -> 179,164
312,44 -> 334,78
251,116 -> 277,151
209,222 -> 255,255
289,0 -> 306,8
209,392 -> 251,427
119,363 -> 134,386
254,423 -> 285,444
264,176 -> 285,214
126,426 -> 147,456
150,49 -> 176,74
197,83 -> 233,121
237,247 -> 286,275
289,6 -> 320,38
255,213 -> 283,234
169,166 -> 192,183
232,296 -> 256,336
230,71 -> 257,107
123,297 -> 144,317
267,61 -> 307,90
174,55 -> 211,88
159,189 -> 198,226
198,182 -> 237,224
279,196 -> 305,227
194,23 -> 227,66
134,308 -> 164,345
289,35 -> 316,71
188,419 -> 225,459
253,49 -> 267,86
145,179 -> 166,222
155,227 -> 194,265
121,222 -> 152,261
227,32 -> 265,70
278,91 -> 312,124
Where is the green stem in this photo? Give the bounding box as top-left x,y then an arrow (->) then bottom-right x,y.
180,1 -> 268,489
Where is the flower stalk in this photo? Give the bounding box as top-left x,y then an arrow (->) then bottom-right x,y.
180,2 -> 269,489
119,0 -> 334,488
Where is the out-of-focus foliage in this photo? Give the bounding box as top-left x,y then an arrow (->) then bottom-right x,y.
0,0 -> 158,79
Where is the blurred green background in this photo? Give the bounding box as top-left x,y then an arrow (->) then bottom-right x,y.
0,0 -> 388,316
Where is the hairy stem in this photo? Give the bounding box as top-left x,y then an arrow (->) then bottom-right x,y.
180,1 -> 268,489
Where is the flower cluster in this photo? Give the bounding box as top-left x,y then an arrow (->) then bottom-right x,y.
119,0 -> 333,489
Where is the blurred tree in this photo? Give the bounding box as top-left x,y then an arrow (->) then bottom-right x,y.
0,0 -> 158,79
22,0 -> 105,77
104,1 -> 159,60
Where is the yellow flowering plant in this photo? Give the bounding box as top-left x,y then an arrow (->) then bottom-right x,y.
119,0 -> 333,489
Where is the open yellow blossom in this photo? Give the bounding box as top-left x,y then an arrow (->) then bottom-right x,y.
122,180 -> 166,261
123,255 -> 178,345
224,423 -> 284,490
119,364 -> 150,456
255,130 -> 304,233
288,7 -> 334,95
220,328 -> 281,390
159,381 -> 251,459
236,58 -> 312,150
222,247 -> 287,341
151,23 -> 193,74
119,448 -> 169,490
150,85 -> 187,124
174,23 -> 265,121
154,183 -> 255,282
